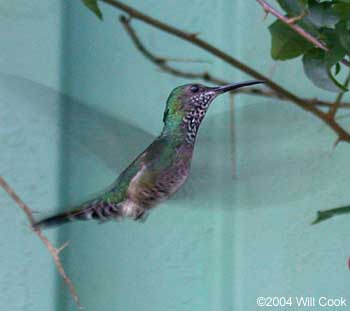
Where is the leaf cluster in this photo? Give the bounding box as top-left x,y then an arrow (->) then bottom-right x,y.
269,0 -> 350,92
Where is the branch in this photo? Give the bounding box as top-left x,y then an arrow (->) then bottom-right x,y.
100,0 -> 350,143
0,176 -> 82,309
308,98 -> 350,109
256,0 -> 350,67
119,15 -> 350,111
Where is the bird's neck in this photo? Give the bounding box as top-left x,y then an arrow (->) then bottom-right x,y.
160,122 -> 193,148
162,101 -> 201,146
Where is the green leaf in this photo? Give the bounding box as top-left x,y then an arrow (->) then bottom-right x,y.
299,0 -> 309,6
328,67 -> 348,91
277,0 -> 306,15
321,27 -> 347,64
277,0 -> 319,35
333,3 -> 350,21
269,20 -> 313,60
302,48 -> 347,92
336,21 -> 350,53
82,0 -> 103,20
307,0 -> 339,28
312,205 -> 350,225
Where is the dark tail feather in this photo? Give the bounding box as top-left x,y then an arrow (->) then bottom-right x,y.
33,208 -> 90,229
33,211 -> 74,229
33,201 -> 122,229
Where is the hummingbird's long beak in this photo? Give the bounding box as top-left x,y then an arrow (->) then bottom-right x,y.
212,80 -> 265,94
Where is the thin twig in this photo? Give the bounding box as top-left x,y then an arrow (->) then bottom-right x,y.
286,11 -> 308,25
229,94 -> 236,178
0,176 -> 82,308
257,0 -> 325,49
328,70 -> 350,119
256,0 -> 350,67
163,57 -> 210,63
101,0 -> 350,142
329,91 -> 347,120
119,16 -> 350,111
119,16 -> 227,85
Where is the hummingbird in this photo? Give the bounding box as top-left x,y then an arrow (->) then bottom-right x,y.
34,80 -> 264,229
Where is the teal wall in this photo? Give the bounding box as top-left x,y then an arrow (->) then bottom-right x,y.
0,1 -> 63,310
1,1 -> 350,311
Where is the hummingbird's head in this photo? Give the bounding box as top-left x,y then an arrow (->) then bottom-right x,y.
163,80 -> 264,143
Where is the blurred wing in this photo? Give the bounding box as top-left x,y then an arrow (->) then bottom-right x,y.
0,73 -> 155,173
61,94 -> 155,174
0,73 -> 157,211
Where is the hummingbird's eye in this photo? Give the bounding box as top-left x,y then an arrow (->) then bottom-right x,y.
190,85 -> 199,93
